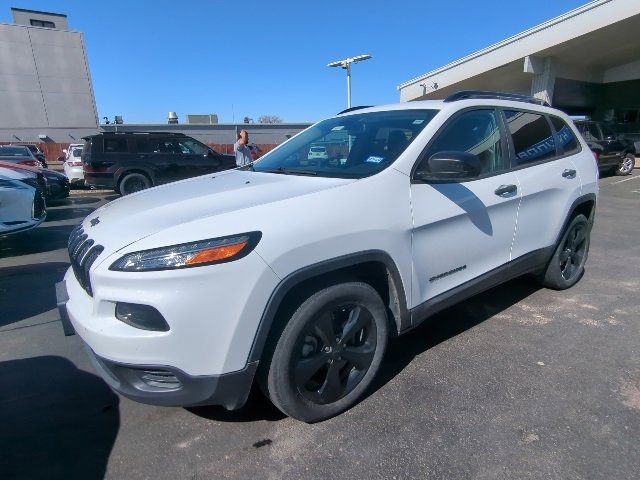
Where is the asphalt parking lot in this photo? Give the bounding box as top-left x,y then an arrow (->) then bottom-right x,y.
1,173 -> 639,480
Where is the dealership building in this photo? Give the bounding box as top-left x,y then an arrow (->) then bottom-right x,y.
398,0 -> 640,132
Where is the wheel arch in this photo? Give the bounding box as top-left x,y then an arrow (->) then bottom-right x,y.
554,193 -> 596,247
248,250 -> 410,364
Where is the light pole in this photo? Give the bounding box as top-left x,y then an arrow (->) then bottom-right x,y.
327,54 -> 372,109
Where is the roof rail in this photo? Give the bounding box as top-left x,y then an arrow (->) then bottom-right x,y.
337,105 -> 373,115
443,90 -> 550,107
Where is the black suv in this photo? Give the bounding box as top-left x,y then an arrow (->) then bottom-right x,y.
574,120 -> 635,175
82,132 -> 236,194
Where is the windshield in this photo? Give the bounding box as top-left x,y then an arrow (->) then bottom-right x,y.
0,146 -> 31,157
252,109 -> 438,178
71,148 -> 83,157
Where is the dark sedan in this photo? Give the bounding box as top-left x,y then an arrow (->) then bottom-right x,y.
0,161 -> 69,201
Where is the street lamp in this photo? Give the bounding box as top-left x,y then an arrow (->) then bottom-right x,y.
327,54 -> 372,109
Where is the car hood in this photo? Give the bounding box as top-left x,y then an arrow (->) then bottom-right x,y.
81,169 -> 354,253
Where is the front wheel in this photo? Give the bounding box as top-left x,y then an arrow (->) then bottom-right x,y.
119,172 -> 151,195
538,214 -> 590,290
615,153 -> 635,176
264,282 -> 388,422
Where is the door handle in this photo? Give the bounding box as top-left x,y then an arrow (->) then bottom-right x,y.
562,169 -> 577,178
494,184 -> 517,196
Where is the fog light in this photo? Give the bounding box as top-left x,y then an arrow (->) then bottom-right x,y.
115,303 -> 170,331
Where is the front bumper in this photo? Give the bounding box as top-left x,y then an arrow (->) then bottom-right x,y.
56,279 -> 257,409
87,346 -> 257,409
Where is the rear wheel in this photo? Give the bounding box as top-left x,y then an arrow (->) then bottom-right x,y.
264,282 -> 388,422
119,173 -> 151,195
615,153 -> 635,176
539,214 -> 590,290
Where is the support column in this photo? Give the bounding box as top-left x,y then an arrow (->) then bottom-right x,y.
524,56 -> 556,105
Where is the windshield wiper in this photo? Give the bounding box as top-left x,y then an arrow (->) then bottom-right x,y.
262,167 -> 318,176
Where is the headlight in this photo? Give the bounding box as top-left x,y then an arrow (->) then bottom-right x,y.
109,232 -> 262,272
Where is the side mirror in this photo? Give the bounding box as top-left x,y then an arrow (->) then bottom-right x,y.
414,151 -> 481,182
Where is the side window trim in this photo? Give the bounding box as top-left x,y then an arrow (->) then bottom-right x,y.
411,106 -> 509,183
545,114 -> 563,156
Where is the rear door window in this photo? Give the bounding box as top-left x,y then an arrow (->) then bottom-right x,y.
550,116 -> 580,155
504,110 -> 556,165
104,137 -> 128,153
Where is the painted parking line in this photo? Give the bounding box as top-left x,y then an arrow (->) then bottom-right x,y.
610,175 -> 640,185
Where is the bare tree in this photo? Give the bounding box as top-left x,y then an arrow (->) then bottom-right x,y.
258,115 -> 283,124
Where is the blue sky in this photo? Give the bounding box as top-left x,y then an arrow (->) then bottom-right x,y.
2,0 -> 588,123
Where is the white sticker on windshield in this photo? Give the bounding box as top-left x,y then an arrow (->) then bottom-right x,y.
365,156 -> 385,164
331,126 -> 345,131
412,119 -> 424,124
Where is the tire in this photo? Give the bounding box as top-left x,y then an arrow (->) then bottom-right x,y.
615,153 -> 635,176
119,172 -> 151,195
539,214 -> 590,290
263,281 -> 388,422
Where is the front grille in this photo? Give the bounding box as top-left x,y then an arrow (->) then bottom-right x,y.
68,226 -> 104,296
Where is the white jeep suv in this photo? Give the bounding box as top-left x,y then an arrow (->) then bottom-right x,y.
58,91 -> 598,422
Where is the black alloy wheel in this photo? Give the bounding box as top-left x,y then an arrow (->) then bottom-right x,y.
263,281 -> 388,422
559,222 -> 588,282
294,303 -> 377,405
539,213 -> 590,290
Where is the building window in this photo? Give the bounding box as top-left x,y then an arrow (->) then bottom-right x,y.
30,19 -> 56,28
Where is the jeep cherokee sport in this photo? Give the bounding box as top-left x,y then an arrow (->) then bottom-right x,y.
57,91 -> 598,422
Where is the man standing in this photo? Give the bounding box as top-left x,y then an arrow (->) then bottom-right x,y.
234,130 -> 252,167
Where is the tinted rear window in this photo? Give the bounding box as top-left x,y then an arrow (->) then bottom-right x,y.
504,110 -> 556,165
104,137 -> 128,153
550,116 -> 580,155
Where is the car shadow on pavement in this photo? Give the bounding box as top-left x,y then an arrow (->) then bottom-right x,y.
0,224 -> 76,257
44,207 -> 96,223
0,262 -> 69,328
187,387 -> 286,423
0,356 -> 120,480
367,277 -> 541,399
